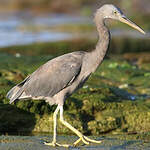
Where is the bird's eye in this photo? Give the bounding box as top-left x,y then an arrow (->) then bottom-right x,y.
114,11 -> 117,14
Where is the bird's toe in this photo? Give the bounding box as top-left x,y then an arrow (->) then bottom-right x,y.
44,141 -> 70,147
84,136 -> 102,144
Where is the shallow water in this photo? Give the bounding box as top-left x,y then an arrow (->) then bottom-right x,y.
0,135 -> 150,150
0,12 -> 148,47
0,13 -> 92,47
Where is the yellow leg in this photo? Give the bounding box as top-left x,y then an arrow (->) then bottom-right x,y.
45,105 -> 101,147
44,106 -> 70,147
59,106 -> 101,146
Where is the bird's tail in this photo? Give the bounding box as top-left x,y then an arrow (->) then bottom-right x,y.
6,85 -> 23,104
6,76 -> 30,104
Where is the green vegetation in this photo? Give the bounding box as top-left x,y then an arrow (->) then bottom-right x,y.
0,37 -> 149,57
0,39 -> 150,142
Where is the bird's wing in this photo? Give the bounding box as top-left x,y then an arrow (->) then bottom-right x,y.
22,52 -> 84,97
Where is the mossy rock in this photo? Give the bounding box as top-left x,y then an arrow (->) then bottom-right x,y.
1,41 -> 150,136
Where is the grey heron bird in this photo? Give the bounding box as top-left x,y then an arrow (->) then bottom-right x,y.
7,4 -> 145,147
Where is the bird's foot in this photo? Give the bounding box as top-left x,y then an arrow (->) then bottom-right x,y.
73,135 -> 101,146
44,141 -> 70,147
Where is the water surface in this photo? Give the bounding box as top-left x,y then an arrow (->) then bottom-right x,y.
0,135 -> 149,150
0,12 -> 148,47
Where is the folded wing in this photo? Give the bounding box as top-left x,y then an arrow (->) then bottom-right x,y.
7,52 -> 84,103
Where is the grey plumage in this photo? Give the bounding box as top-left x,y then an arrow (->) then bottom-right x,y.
6,4 -> 145,147
6,76 -> 30,103
7,51 -> 85,104
25,52 -> 83,96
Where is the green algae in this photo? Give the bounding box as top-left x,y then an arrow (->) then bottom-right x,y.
1,55 -> 150,136
0,40 -> 150,140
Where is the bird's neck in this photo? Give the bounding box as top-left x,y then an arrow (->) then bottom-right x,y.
88,16 -> 110,72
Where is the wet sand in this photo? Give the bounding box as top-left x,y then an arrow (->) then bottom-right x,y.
0,135 -> 150,150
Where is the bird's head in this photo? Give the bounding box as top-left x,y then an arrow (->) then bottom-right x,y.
95,4 -> 145,34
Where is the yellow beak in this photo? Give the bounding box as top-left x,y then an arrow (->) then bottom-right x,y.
119,15 -> 145,34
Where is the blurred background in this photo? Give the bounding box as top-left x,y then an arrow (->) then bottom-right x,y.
0,0 -> 149,48
1,0 -> 150,140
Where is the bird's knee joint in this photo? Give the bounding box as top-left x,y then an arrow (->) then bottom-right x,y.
59,117 -> 64,122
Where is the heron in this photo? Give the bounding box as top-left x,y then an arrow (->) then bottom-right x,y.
6,4 -> 145,147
